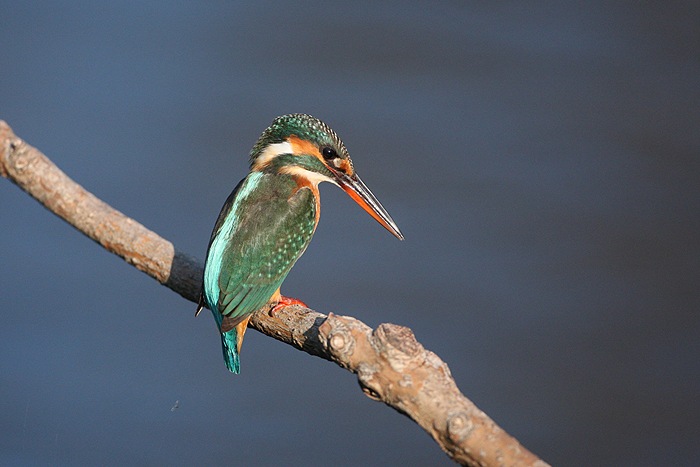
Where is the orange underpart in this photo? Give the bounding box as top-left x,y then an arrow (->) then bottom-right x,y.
270,295 -> 309,316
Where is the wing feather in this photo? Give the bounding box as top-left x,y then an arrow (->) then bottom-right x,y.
210,173 -> 317,323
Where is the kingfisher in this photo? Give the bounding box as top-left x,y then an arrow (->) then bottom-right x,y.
196,114 -> 404,373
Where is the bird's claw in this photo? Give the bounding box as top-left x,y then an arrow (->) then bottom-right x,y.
270,296 -> 308,316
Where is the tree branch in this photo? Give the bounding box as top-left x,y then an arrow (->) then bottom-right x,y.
1,120 -> 548,467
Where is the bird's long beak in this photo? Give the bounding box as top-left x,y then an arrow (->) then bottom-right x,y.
334,171 -> 404,240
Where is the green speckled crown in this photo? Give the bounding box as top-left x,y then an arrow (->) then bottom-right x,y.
249,114 -> 351,166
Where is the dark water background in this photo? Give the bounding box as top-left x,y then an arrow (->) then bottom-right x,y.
1,2 -> 698,465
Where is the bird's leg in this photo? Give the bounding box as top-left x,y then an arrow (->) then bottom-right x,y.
270,295 -> 309,316
269,289 -> 308,316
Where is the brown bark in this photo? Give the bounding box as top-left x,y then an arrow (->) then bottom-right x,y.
1,120 -> 549,467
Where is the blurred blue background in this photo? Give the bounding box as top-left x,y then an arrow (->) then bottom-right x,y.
1,2 -> 698,465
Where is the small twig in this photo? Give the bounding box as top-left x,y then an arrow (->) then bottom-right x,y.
1,120 -> 548,466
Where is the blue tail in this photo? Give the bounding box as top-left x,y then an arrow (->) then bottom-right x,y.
221,329 -> 241,374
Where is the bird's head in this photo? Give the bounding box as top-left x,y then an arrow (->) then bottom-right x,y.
250,114 -> 403,240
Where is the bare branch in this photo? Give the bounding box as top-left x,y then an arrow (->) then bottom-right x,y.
1,120 -> 548,467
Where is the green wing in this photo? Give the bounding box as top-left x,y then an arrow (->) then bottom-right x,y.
216,174 -> 317,328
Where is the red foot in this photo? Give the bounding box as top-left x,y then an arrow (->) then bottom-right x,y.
270,295 -> 308,316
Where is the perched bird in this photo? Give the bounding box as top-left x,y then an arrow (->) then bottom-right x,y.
196,114 -> 404,373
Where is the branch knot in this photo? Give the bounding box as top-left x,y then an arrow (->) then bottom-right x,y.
319,312 -> 356,362
372,323 -> 424,373
446,411 -> 475,444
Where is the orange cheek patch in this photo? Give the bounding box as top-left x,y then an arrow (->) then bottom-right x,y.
287,135 -> 322,160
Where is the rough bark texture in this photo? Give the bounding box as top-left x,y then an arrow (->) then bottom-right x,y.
1,120 -> 549,467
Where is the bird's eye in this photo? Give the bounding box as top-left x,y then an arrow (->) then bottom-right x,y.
322,146 -> 338,160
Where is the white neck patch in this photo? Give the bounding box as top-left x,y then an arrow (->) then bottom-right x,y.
252,141 -> 294,171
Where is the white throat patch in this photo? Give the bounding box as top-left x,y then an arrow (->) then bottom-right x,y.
279,165 -> 337,187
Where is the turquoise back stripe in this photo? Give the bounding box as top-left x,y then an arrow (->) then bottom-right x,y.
203,171 -> 263,318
